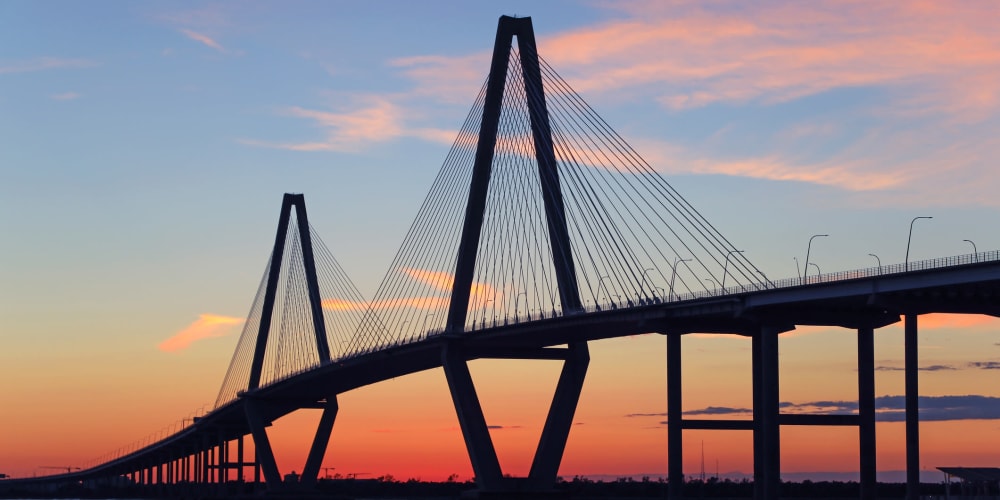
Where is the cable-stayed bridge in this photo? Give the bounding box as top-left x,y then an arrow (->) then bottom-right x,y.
5,16 -> 1000,500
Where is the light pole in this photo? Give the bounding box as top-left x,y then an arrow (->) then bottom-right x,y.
515,292 -> 527,319
905,216 -> 932,271
597,275 -> 612,308
669,258 -> 692,302
964,239 -> 978,262
641,267 -> 657,301
722,250 -> 744,289
803,234 -> 828,285
421,312 -> 435,335
482,298 -> 493,326
704,278 -> 717,296
794,257 -> 801,281
809,262 -> 821,277
868,253 -> 881,275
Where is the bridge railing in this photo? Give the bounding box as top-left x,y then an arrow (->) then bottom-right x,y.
584,250 -> 997,311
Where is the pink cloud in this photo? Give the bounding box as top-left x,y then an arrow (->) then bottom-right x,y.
241,97 -> 456,152
179,28 -> 227,53
319,267 -> 498,312
158,314 -> 244,352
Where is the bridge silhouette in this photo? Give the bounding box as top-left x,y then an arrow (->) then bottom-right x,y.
6,15 -> 1000,500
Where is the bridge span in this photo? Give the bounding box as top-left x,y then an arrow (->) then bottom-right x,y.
5,14 -> 1000,500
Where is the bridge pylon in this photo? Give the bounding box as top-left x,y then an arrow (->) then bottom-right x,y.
442,17 -> 589,495
220,193 -> 360,492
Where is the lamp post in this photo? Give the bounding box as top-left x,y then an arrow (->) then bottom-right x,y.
704,278 -> 717,296
482,298 -> 493,326
803,234 -> 828,285
964,239 -> 978,262
597,275 -> 612,308
868,253 -> 881,275
669,258 -> 692,302
515,292 -> 527,319
722,249 -> 744,289
794,257 -> 801,281
421,313 -> 435,335
905,217 -> 932,271
641,267 -> 657,301
809,262 -> 821,277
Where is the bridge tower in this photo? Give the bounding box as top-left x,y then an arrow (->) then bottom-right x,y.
240,193 -> 341,490
442,15 -> 590,493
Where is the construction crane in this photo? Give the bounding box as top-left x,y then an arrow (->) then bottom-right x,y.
40,466 -> 80,474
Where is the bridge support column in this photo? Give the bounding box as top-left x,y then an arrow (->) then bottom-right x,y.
244,400 -> 283,490
667,332 -> 683,499
905,314 -> 920,500
529,341 -> 589,488
858,325 -> 876,500
442,343 -> 504,490
301,396 -> 339,488
237,434 -> 245,483
753,325 -> 781,500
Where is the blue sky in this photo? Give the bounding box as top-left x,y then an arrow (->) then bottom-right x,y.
4,0 -> 1000,480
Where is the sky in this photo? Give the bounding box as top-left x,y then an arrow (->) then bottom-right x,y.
3,0 -> 1000,483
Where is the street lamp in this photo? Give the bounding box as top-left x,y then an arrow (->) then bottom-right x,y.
641,267 -> 657,301
421,312 -> 436,334
905,217 -> 932,271
515,292 -> 528,319
704,278 -> 717,296
794,257 -> 801,281
868,253 -> 881,275
809,262 -> 821,277
964,239 -> 978,262
722,249 -> 744,289
669,258 -> 692,302
597,275 -> 612,307
803,234 -> 828,285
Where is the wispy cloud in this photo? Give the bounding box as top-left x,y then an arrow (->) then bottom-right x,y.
636,394 -> 1000,422
1,57 -> 95,75
321,267 -> 497,312
969,361 -> 1000,370
179,28 -> 227,53
241,97 -> 455,153
875,364 -> 957,372
487,424 -> 523,430
368,2 -> 1000,202
158,313 -> 244,352
50,92 -> 81,101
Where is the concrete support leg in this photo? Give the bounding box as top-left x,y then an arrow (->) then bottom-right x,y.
301,396 -> 339,487
667,333 -> 684,499
244,400 -> 284,489
858,326 -> 876,500
752,331 -> 762,499
753,326 -> 781,500
442,343 -> 504,490
220,442 -> 225,484
528,341 -> 590,488
195,450 -> 201,483
905,314 -> 920,500
238,435 -> 245,483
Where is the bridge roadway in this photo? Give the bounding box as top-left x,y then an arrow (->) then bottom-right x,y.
8,254 -> 1000,498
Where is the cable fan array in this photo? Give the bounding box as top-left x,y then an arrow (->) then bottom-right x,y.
347,39 -> 768,355
215,214 -> 367,408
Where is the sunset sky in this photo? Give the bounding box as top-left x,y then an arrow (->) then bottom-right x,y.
4,0 -> 1000,483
